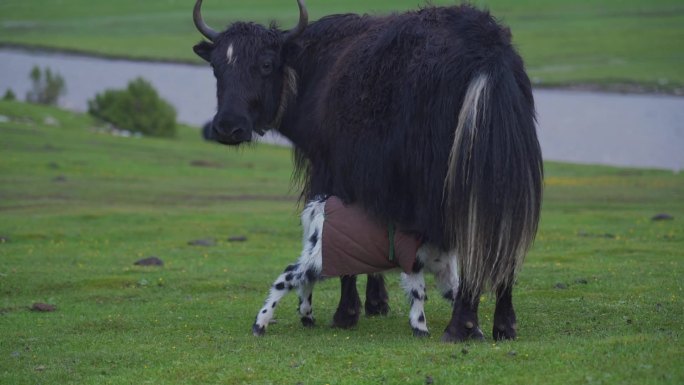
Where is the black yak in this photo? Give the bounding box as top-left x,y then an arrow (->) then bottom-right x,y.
193,0 -> 543,342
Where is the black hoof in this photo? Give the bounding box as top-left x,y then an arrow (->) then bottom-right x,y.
332,306 -> 360,329
365,300 -> 390,316
412,328 -> 430,338
493,323 -> 517,341
252,323 -> 266,337
441,324 -> 485,343
301,316 -> 315,328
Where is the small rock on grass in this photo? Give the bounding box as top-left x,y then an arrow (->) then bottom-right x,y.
188,238 -> 216,247
0,235 -> 9,243
31,303 -> 56,312
554,283 -> 568,290
574,278 -> 588,284
652,213 -> 674,221
227,235 -> 247,242
43,116 -> 59,126
134,256 -> 164,266
190,160 -> 222,168
425,375 -> 434,384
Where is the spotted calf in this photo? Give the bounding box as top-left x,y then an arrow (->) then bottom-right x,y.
252,197 -> 459,337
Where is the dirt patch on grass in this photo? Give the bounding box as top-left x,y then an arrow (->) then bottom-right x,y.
190,160 -> 223,168
31,303 -> 56,312
134,256 -> 164,266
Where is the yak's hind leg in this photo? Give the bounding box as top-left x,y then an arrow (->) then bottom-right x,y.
414,244 -> 482,342
333,275 -> 361,328
492,285 -> 517,340
442,288 -> 484,342
401,271 -> 429,337
365,273 -> 390,316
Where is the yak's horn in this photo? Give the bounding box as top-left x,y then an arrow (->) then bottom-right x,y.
193,0 -> 219,41
282,0 -> 308,42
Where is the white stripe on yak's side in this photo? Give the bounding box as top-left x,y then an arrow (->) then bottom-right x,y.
226,44 -> 237,65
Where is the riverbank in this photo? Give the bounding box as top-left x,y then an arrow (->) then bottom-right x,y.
2,0 -> 683,93
2,47 -> 683,171
4,42 -> 683,97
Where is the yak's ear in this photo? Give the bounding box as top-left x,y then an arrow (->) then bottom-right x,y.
193,41 -> 214,62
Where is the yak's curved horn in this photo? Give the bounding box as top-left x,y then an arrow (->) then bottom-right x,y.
193,0 -> 219,41
282,0 -> 308,42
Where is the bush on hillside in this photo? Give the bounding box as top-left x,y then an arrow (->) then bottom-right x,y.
26,66 -> 66,106
88,77 -> 177,138
3,89 -> 16,101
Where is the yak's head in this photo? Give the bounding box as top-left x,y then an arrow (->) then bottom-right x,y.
193,0 -> 306,145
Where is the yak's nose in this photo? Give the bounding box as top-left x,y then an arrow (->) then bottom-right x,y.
213,114 -> 252,143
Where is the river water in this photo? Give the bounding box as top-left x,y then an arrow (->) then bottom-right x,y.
1,47 -> 682,171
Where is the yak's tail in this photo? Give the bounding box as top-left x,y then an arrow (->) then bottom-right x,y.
444,70 -> 543,299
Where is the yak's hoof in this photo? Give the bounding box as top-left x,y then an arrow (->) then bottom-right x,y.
441,325 -> 485,343
252,323 -> 266,337
332,306 -> 360,329
365,300 -> 390,316
412,328 -> 430,338
301,317 -> 315,328
493,323 -> 517,341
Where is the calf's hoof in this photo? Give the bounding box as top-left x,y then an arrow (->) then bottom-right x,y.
301,316 -> 315,328
252,323 -> 266,337
412,328 -> 430,338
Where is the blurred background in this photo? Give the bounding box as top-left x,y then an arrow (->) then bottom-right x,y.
1,0 -> 683,170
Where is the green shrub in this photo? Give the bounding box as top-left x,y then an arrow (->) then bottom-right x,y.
26,66 -> 65,105
88,77 -> 177,138
3,89 -> 16,101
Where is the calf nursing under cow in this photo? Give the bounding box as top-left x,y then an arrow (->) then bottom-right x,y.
193,0 -> 543,342
253,196 -> 461,338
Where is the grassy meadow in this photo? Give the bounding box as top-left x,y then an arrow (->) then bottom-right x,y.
1,0 -> 683,92
0,101 -> 682,384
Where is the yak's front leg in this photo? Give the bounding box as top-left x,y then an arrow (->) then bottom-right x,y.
365,273 -> 390,316
333,275 -> 361,328
400,271 -> 429,337
492,284 -> 517,340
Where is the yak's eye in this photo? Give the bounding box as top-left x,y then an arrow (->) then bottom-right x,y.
260,60 -> 274,76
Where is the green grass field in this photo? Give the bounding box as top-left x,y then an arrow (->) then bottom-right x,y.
1,0 -> 683,93
0,101 -> 682,384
